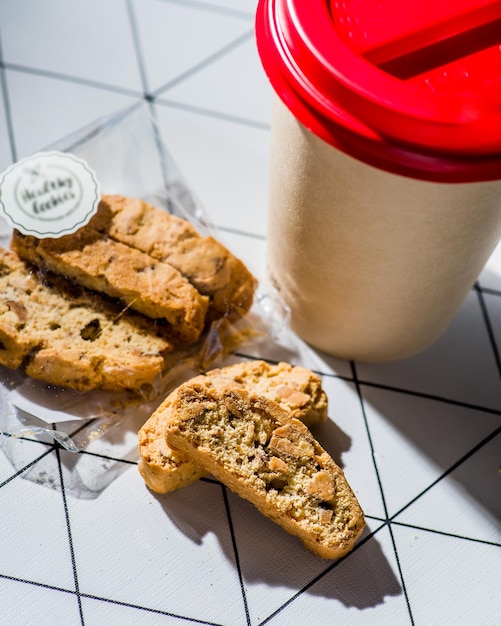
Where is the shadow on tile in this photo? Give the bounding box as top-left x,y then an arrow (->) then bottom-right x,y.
360,385 -> 500,526
354,282 -> 501,526
154,472 -> 401,611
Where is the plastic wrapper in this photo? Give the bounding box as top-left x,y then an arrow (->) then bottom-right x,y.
0,102 -> 284,498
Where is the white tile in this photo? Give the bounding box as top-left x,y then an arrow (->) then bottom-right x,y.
0,436 -> 49,483
69,467 -> 250,626
356,291 -> 501,409
315,377 -> 386,519
395,432 -> 501,544
0,456 -> 77,589
360,387 -> 501,518
155,103 -> 270,236
190,0 -> 258,14
164,36 -> 273,125
392,524 -> 501,625
483,292 -> 501,361
479,239 -> 501,291
80,595 -> 200,625
5,69 -> 139,159
133,0 -> 253,93
0,578 -> 81,626
252,525 -> 409,625
0,0 -> 143,91
0,82 -> 14,171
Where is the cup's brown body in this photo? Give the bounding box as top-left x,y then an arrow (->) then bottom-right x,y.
268,97 -> 501,361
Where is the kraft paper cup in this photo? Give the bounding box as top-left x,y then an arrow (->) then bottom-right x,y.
268,97 -> 501,361
256,0 -> 501,361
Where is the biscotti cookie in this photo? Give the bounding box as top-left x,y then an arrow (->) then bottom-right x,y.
163,379 -> 365,559
11,228 -> 209,344
0,248 -> 173,392
137,360 -> 328,494
92,195 -> 257,322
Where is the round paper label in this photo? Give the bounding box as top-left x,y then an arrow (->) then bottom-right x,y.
0,151 -> 100,238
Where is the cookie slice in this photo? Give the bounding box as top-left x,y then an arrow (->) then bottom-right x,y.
163,378 -> 365,559
0,248 -> 173,392
94,195 -> 257,321
11,228 -> 209,344
138,360 -> 328,494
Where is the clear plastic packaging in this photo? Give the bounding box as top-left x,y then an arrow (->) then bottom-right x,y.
0,102 -> 278,498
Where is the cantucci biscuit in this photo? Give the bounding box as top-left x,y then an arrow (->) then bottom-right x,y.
11,228 -> 209,344
0,248 -> 172,392
12,195 -> 258,344
138,360 -> 328,494
92,195 -> 257,322
163,378 -> 365,559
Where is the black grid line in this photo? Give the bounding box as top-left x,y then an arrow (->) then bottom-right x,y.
479,285 -> 501,298
350,361 -> 415,625
55,445 -> 84,625
126,0 -> 151,97
0,443 -> 55,488
77,594 -> 226,626
390,520 -> 501,549
0,61 -> 144,99
475,282 -> 501,380
221,484 -> 251,626
126,0 -> 180,212
0,574 -> 225,626
150,28 -> 256,98
356,378 -> 501,416
154,96 -> 271,131
256,526 -> 385,626
390,426 -> 501,523
0,1 -> 500,624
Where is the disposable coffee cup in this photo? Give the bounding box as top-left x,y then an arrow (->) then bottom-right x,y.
256,0 -> 501,362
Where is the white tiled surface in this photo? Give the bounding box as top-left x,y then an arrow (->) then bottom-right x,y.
0,2 -> 500,625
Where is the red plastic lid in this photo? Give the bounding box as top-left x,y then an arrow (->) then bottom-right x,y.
256,0 -> 501,182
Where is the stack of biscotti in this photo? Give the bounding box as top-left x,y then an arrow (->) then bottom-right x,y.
1,195 -> 256,392
11,195 -> 257,342
139,361 -> 365,559
0,248 -> 173,392
138,360 -> 329,493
